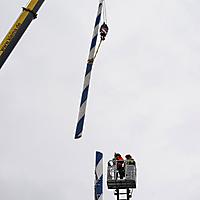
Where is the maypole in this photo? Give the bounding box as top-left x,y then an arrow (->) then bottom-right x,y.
95,151 -> 103,200
75,0 -> 108,139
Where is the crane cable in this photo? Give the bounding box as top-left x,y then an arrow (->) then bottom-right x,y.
93,0 -> 108,61
103,0 -> 107,24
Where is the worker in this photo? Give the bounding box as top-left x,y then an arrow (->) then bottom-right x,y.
100,22 -> 109,40
114,153 -> 125,179
125,154 -> 136,165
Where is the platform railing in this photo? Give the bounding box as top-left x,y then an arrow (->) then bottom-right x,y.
107,160 -> 136,181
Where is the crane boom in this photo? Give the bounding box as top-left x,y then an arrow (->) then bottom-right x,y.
0,0 -> 45,69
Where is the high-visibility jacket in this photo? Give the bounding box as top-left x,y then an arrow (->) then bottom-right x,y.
126,158 -> 136,165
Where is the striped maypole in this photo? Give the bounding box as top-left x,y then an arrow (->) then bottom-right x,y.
95,151 -> 103,200
75,0 -> 104,139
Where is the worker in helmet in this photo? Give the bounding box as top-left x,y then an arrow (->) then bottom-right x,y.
125,154 -> 136,165
113,153 -> 125,179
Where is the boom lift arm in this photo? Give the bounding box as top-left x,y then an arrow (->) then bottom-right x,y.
0,0 -> 45,70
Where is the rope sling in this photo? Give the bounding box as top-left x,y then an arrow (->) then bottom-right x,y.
91,0 -> 109,62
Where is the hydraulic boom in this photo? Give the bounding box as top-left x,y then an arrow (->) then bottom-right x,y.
0,0 -> 45,69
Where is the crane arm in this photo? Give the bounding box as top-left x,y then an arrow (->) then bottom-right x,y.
0,0 -> 45,70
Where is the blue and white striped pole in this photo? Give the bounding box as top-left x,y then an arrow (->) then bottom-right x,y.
75,0 -> 104,139
95,151 -> 103,200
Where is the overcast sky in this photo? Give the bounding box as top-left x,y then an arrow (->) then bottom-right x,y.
0,0 -> 200,200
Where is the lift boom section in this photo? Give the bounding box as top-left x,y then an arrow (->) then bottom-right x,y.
0,0 -> 45,69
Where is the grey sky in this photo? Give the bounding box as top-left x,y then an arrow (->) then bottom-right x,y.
0,0 -> 200,200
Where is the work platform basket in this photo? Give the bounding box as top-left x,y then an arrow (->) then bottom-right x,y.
107,160 -> 136,189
